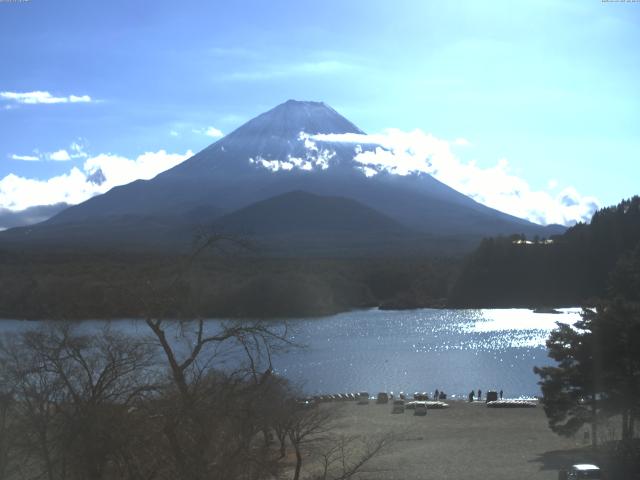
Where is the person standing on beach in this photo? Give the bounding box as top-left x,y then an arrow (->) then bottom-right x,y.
478,389 -> 482,400
468,390 -> 474,402
434,389 -> 439,400
499,389 -> 503,399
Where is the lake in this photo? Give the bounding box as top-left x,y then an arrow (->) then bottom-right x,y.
280,308 -> 582,399
0,308 -> 581,399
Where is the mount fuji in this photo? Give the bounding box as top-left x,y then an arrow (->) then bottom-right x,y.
0,100 -> 563,254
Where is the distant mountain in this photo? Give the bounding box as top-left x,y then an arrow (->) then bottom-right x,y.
0,203 -> 69,229
0,100 -> 564,254
215,190 -> 408,235
211,190 -> 430,255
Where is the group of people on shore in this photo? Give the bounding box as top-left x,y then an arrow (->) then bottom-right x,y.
468,389 -> 503,402
433,389 -> 447,400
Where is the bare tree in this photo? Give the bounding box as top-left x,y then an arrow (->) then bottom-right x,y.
1,327 -> 70,480
282,404 -> 394,480
0,324 -> 157,480
286,406 -> 334,480
0,234 -> 392,480
0,392 -> 14,480
140,315 -> 294,480
133,233 -> 297,480
314,434 -> 393,480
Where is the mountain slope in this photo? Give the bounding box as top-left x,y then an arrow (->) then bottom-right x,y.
0,100 -> 564,253
214,190 -> 410,235
212,190 -> 427,255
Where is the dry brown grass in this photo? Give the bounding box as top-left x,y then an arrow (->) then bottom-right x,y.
315,401 -> 599,480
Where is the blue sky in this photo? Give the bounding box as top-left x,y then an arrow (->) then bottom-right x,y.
0,0 -> 639,227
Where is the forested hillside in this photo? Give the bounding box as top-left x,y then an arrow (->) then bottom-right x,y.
0,249 -> 458,320
3,197 -> 638,319
450,196 -> 640,307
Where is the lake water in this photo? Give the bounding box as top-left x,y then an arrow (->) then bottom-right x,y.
0,308 -> 581,399
280,308 -> 582,399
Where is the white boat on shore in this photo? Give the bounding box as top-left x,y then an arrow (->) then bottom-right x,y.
405,400 -> 449,410
486,399 -> 537,408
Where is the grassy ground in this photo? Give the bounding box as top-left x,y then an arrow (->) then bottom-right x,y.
311,400 -> 598,480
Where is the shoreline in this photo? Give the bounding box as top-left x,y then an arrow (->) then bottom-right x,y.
0,304 -> 583,322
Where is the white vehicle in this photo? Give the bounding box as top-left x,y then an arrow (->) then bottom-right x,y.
560,464 -> 601,479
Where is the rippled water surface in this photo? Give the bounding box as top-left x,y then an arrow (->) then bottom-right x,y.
278,308 -> 581,398
0,308 -> 581,398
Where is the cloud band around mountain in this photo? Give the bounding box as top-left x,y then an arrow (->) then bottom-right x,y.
311,129 -> 599,226
0,127 -> 599,229
0,150 -> 193,225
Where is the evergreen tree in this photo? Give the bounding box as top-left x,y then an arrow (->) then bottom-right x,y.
452,196 -> 640,308
534,315 -> 602,445
609,242 -> 640,303
535,301 -> 640,446
585,301 -> 640,443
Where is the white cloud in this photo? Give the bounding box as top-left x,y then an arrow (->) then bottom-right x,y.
0,129 -> 600,228
311,129 -> 599,226
69,95 -> 91,103
83,150 -> 193,187
204,126 -> 223,138
454,137 -> 471,146
170,130 -> 179,137
0,91 -> 93,105
193,126 -> 224,138
48,149 -> 71,161
10,154 -> 39,161
0,149 -> 193,212
0,169 -> 89,211
9,141 -> 88,163
70,141 -> 88,159
249,131 -> 335,172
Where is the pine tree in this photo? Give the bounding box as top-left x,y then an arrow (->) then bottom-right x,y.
535,301 -> 640,447
534,315 -> 602,445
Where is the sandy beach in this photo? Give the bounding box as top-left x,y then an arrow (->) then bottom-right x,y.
311,400 -> 597,480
